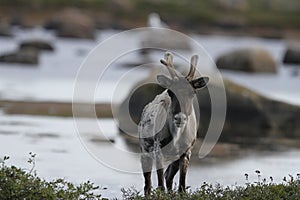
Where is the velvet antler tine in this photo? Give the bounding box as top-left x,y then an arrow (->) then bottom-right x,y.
186,55 -> 198,81
160,52 -> 178,79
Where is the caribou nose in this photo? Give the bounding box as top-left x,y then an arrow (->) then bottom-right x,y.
174,112 -> 187,127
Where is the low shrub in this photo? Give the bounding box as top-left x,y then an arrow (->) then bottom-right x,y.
0,153 -> 102,200
121,172 -> 300,200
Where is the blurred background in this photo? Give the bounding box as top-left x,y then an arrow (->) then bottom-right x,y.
0,0 -> 300,198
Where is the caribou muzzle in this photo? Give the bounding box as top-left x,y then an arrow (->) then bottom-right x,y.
173,112 -> 187,128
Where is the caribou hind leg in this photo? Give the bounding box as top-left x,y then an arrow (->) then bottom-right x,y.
141,154 -> 153,196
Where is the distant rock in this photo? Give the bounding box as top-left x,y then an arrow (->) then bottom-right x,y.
216,48 -> 277,73
117,71 -> 300,146
44,8 -> 95,39
283,45 -> 300,64
0,39 -> 55,65
20,40 -> 54,51
0,47 -> 39,65
44,19 -> 60,30
0,24 -> 13,37
10,13 -> 22,26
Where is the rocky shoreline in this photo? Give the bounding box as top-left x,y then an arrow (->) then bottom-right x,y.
0,100 -> 113,118
1,6 -> 300,40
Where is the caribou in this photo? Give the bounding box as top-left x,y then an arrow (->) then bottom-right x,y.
139,52 -> 209,195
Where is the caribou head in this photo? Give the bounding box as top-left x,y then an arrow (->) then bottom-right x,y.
157,52 -> 209,129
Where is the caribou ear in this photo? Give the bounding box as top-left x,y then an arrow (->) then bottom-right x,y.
157,75 -> 172,88
191,76 -> 209,90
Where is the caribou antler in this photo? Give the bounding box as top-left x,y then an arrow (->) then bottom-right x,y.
186,55 -> 198,81
160,52 -> 178,79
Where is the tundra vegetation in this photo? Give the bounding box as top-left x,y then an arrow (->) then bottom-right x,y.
1,154 -> 299,199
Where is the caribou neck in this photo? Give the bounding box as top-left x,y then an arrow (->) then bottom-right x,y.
166,89 -> 197,144
167,90 -> 179,114
166,89 -> 193,118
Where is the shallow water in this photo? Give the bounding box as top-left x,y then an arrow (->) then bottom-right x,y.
0,28 -> 299,104
0,28 -> 300,198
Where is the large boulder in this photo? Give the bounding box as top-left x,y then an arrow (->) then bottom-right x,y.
44,8 -> 95,39
196,80 -> 300,140
117,72 -> 300,146
283,45 -> 300,64
20,40 -> 54,51
0,47 -> 39,65
196,80 -> 271,142
216,48 -> 277,73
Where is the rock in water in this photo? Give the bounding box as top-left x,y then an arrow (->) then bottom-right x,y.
0,47 -> 39,65
283,46 -> 300,64
216,48 -> 277,73
20,40 -> 54,51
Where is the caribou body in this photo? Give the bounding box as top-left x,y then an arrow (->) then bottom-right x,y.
139,52 -> 209,195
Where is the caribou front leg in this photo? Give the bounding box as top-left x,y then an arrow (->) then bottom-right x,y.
165,159 -> 180,191
141,154 -> 153,196
154,140 -> 165,191
156,168 -> 164,191
178,151 -> 191,193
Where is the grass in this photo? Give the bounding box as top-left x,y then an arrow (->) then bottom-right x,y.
1,153 -> 300,199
